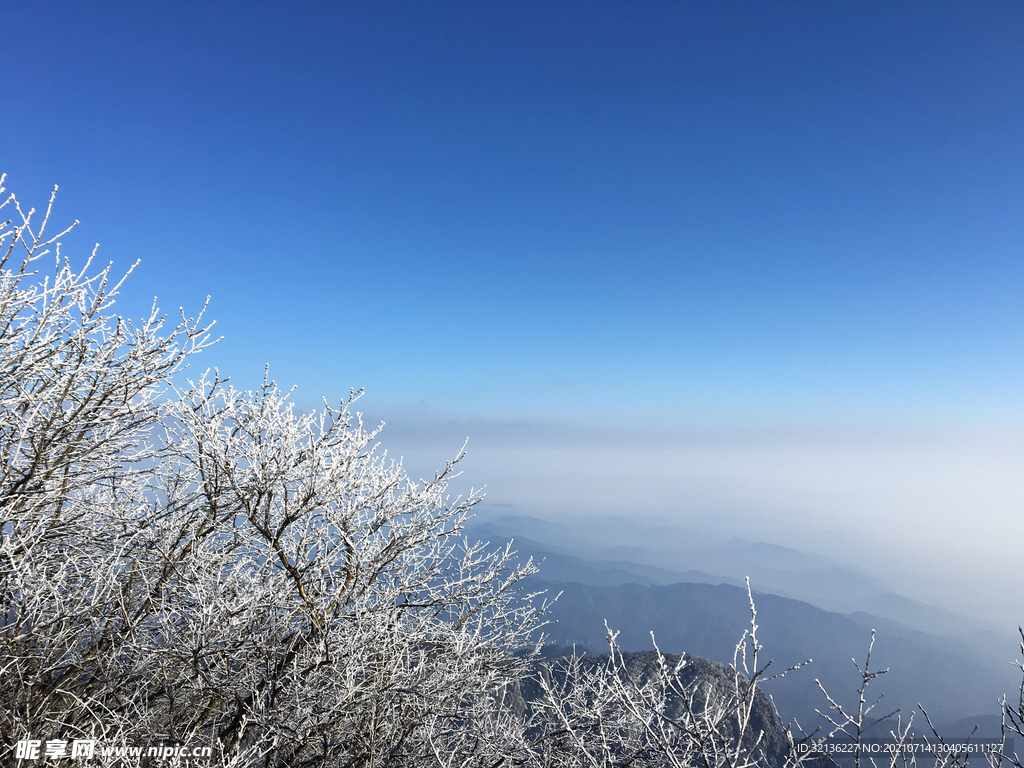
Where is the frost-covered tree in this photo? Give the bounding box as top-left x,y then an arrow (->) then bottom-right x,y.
0,178 -> 544,765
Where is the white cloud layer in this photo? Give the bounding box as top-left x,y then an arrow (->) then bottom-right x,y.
377,414 -> 1024,627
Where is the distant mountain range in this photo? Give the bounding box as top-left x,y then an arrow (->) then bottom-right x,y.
467,515 -> 1022,734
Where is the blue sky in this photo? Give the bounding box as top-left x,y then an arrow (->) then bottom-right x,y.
3,2 -> 1023,617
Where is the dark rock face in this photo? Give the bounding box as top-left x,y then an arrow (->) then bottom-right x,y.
508,649 -> 792,768
622,650 -> 790,768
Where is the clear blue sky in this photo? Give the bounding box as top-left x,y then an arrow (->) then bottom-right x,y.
3,2 -> 1024,620
4,1 -> 1021,426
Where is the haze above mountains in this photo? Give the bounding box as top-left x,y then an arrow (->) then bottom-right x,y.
467,512 -> 1022,735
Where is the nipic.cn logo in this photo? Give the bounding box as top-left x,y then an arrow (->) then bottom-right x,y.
12,737 -> 213,761
14,739 -> 95,760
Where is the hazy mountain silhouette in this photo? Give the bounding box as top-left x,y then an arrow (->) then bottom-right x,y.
467,516 -> 1019,733
469,515 -> 1015,654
